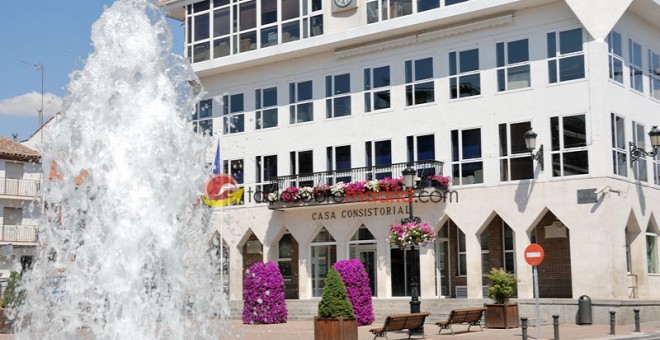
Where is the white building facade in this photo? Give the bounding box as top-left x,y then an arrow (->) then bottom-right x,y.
164,0 -> 660,304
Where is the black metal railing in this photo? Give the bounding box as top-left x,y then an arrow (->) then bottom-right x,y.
268,160 -> 444,193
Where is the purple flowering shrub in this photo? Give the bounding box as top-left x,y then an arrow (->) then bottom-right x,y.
333,259 -> 375,326
242,261 -> 288,324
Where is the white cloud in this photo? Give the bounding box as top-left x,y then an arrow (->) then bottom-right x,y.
0,92 -> 62,117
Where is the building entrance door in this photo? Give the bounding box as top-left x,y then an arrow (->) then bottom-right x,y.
436,239 -> 450,297
357,247 -> 377,296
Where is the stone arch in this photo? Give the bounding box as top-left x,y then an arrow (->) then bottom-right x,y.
434,214 -> 468,298
309,225 -> 337,297
528,208 -> 572,298
347,222 -> 378,296
269,226 -> 300,299
238,227 -> 264,276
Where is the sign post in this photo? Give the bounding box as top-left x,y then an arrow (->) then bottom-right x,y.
524,244 -> 545,340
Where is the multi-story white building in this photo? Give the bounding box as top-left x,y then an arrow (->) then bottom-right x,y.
0,136 -> 41,285
163,0 -> 660,315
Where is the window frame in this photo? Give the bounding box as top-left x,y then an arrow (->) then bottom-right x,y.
222,158 -> 245,205
289,80 -> 314,124
364,65 -> 392,113
611,113 -> 627,177
451,128 -> 484,186
256,154 -> 278,200
222,93 -> 245,134
496,38 -> 531,92
649,49 -> 660,101
629,38 -> 644,93
547,27 -> 586,84
449,47 -> 481,99
404,57 -> 435,106
498,121 -> 534,181
193,99 -> 214,136
325,73 -> 352,119
550,113 -> 589,177
255,86 -> 278,130
607,30 -> 624,84
632,121 -> 648,182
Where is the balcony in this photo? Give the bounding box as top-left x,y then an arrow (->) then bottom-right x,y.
0,178 -> 40,198
267,160 -> 447,209
0,225 -> 38,244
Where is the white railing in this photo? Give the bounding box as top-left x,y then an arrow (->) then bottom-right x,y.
0,178 -> 40,197
1,225 -> 38,243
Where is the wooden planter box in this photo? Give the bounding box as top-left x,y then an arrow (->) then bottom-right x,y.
484,303 -> 519,329
314,317 -> 358,340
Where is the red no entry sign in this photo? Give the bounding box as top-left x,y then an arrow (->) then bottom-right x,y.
524,244 -> 545,266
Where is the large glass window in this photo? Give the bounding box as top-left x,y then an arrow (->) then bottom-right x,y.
223,93 -> 245,134
367,0 -> 468,23
550,114 -> 589,176
290,150 -> 313,187
496,39 -> 530,91
633,122 -> 648,182
457,228 -> 466,276
326,73 -> 351,118
611,114 -> 627,177
311,227 -> 337,297
499,121 -> 533,181
480,229 -> 489,274
607,31 -> 624,84
647,223 -> 659,274
650,50 -> 660,100
547,28 -> 585,83
185,0 -> 323,62
405,57 -> 434,106
502,221 -> 515,274
450,48 -> 481,99
193,99 -> 214,136
289,80 -> 314,124
365,140 -> 392,179
407,134 -> 435,178
222,158 -> 244,205
256,87 -> 278,130
390,245 -> 420,296
256,154 -> 278,198
349,225 -> 377,296
364,66 -> 391,112
629,39 -> 644,93
326,145 -> 351,184
451,128 -> 483,185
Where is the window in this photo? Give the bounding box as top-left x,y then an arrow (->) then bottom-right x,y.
480,229 -> 489,274
289,80 -> 314,124
311,227 -> 337,297
633,122 -> 648,182
499,121 -> 533,181
222,159 -> 244,205
365,140 -> 392,179
607,31 -> 624,84
256,155 -> 278,197
325,73 -> 351,118
450,48 -> 481,98
407,134 -> 435,178
2,207 -> 22,225
550,114 -> 588,176
193,99 -> 213,135
451,128 -> 483,185
278,233 -> 294,280
547,28 -> 585,83
650,50 -> 660,100
629,39 -> 644,93
654,153 -> 660,186
502,221 -> 515,274
611,114 -> 627,177
290,150 -> 313,187
364,66 -> 391,112
256,87 -> 278,129
223,93 -> 244,134
405,57 -> 434,106
647,223 -> 659,274
496,39 -> 530,91
457,229 -> 466,276
326,145 -> 351,184
366,0 -> 412,24
349,225 -> 377,296
185,0 -> 323,62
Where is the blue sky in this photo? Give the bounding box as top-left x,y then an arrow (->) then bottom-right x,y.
0,0 -> 184,141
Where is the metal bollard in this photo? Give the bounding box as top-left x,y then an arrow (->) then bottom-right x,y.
521,317 -> 528,340
553,314 -> 560,340
634,309 -> 640,332
610,311 -> 616,335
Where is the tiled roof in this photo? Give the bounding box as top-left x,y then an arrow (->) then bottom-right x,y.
0,136 -> 40,162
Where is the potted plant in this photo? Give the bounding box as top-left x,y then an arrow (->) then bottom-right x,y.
333,259 -> 375,326
314,268 -> 358,340
484,267 -> 519,329
242,262 -> 287,324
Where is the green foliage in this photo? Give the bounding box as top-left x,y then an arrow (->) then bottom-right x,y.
317,268 -> 354,319
2,271 -> 24,309
487,268 -> 517,304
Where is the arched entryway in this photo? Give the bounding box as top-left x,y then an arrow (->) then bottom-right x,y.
242,230 -> 263,275
348,224 -> 377,296
310,226 -> 337,297
277,230 -> 299,299
531,211 -> 572,298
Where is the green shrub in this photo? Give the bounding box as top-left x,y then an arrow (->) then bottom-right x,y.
487,268 -> 517,304
317,268 -> 354,319
2,271 -> 24,308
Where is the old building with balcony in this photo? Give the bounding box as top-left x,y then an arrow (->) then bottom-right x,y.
163,0 -> 660,320
0,137 -> 41,282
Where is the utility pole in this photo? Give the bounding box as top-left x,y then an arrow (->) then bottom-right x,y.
23,61 -> 44,143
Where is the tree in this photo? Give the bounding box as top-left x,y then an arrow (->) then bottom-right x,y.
318,268 -> 354,319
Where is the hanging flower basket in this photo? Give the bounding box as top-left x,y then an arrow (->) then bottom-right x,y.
388,220 -> 437,248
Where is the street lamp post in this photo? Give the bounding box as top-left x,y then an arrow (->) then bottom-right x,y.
402,165 -> 420,314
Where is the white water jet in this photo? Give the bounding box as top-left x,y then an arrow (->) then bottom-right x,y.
13,0 -> 228,338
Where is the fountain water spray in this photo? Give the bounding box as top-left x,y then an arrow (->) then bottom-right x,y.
13,0 -> 228,338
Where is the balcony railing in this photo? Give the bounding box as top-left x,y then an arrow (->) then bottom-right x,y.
0,178 -> 40,198
0,225 -> 38,243
267,160 -> 445,209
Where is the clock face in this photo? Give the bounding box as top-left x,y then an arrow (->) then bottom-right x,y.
334,0 -> 352,7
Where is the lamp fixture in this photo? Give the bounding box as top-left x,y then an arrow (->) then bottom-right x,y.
402,165 -> 416,189
629,125 -> 660,165
524,128 -> 544,171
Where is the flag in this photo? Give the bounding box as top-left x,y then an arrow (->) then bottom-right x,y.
212,140 -> 221,174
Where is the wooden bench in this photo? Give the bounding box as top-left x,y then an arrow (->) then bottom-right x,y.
435,307 -> 486,335
369,312 -> 431,339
